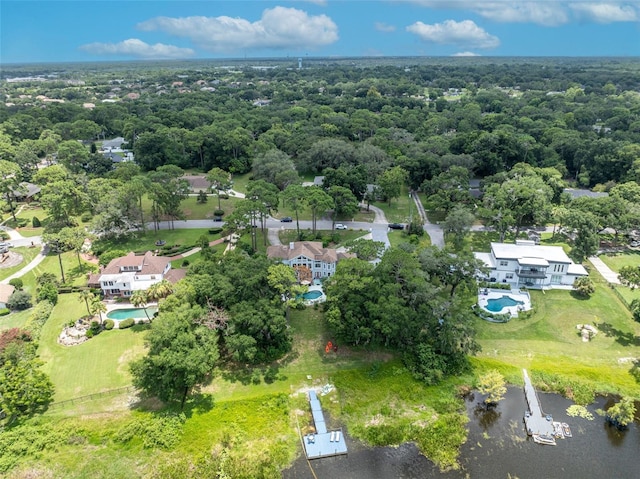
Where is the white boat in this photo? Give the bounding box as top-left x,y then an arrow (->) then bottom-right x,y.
562,422 -> 572,438
533,434 -> 556,445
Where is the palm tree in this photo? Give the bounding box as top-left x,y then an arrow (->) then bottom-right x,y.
90,297 -> 107,325
146,280 -> 173,303
78,289 -> 95,317
130,290 -> 151,322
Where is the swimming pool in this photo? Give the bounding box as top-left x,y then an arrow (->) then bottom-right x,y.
302,290 -> 323,300
486,295 -> 524,312
106,307 -> 157,320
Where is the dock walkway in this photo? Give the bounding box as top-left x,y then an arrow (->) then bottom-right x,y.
303,390 -> 348,459
523,369 -> 556,445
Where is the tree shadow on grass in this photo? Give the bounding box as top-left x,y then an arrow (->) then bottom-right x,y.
569,290 -> 591,301
219,362 -> 287,386
130,323 -> 151,333
595,322 -> 640,347
181,392 -> 215,417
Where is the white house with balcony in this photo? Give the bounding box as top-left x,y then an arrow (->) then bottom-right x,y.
89,251 -> 185,298
267,241 -> 355,281
474,240 -> 588,289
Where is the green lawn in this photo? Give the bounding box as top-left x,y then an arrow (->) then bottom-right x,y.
21,251 -> 98,293
370,185 -> 413,223
0,308 -> 31,331
277,228 -> 372,246
613,285 -> 640,305
230,172 -> 252,194
0,246 -> 40,282
38,294 -> 148,402
387,229 -> 431,249
139,195 -> 244,221
474,280 -> 640,400
599,250 -> 640,273
93,228 -> 221,256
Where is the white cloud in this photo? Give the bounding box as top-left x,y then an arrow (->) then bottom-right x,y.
452,51 -> 481,56
137,7 -> 338,53
569,3 -> 638,23
375,22 -> 397,32
79,38 -> 194,59
406,1 -> 569,26
405,1 -> 639,26
407,19 -> 500,48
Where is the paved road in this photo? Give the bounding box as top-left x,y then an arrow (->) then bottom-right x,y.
153,216 -> 393,249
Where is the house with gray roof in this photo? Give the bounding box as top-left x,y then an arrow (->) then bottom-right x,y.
474,240 -> 588,289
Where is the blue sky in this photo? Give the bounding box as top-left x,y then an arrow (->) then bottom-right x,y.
1,1 -> 639,63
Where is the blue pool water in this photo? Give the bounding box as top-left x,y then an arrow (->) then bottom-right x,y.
486,296 -> 524,312
302,290 -> 323,300
106,307 -> 157,320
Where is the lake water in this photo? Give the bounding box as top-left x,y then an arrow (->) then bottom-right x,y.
282,387 -> 640,479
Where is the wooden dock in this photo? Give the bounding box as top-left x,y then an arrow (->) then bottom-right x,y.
522,369 -> 556,445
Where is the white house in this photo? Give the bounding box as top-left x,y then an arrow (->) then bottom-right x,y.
267,241 -> 355,281
474,240 -> 588,289
89,251 -> 185,298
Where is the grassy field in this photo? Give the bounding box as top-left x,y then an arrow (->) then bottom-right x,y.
277,227 -> 372,246
92,228 -> 222,256
387,229 -> 432,249
139,195 -> 244,221
0,304 -> 469,478
38,294 -> 148,403
20,251 -> 98,292
473,278 -> 640,401
0,246 -> 40,282
0,308 -> 31,331
370,185 -> 413,223
599,250 -> 640,272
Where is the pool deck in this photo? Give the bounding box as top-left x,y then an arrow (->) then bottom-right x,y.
303,390 -> 348,459
523,369 -> 556,445
478,288 -> 531,317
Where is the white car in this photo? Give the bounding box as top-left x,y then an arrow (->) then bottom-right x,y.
335,223 -> 348,230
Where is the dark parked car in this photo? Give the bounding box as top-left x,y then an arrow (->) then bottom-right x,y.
213,216 -> 223,222
388,223 -> 404,230
280,216 -> 293,222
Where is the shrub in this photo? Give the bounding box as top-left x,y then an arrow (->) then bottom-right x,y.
89,321 -> 101,336
104,319 -> 115,330
36,282 -> 58,305
119,318 -> 135,329
85,329 -> 94,338
36,272 -> 58,286
0,308 -> 9,316
80,212 -> 93,223
573,276 -> 595,297
32,216 -> 42,227
25,300 -> 54,340
8,278 -> 23,290
208,227 -> 223,234
213,209 -> 225,216
181,259 -> 190,267
0,231 -> 8,240
6,291 -> 32,311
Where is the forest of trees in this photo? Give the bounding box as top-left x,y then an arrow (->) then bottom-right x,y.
1,57 -> 639,394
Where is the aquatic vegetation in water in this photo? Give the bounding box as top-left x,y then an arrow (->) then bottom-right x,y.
566,405 -> 594,420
